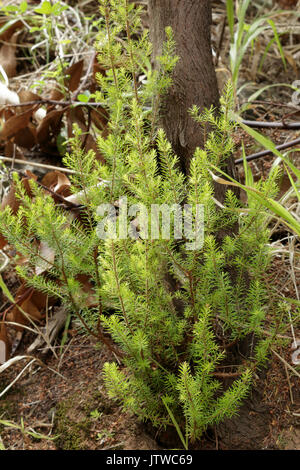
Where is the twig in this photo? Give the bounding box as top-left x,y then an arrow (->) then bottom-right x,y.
34,180 -> 83,210
242,119 -> 300,130
212,370 -> 243,378
0,359 -> 36,398
271,349 -> 300,379
0,155 -> 80,175
74,51 -> 97,99
235,137 -> 300,165
0,355 -> 66,398
243,99 -> 300,110
3,99 -> 105,108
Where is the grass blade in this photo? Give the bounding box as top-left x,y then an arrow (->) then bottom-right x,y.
162,396 -> 188,450
226,0 -> 234,42
267,19 -> 286,70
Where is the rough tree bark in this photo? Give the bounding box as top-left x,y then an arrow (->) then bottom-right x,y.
148,0 -> 220,175
148,0 -> 239,205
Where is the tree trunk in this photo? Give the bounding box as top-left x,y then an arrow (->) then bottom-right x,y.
148,0 -> 220,174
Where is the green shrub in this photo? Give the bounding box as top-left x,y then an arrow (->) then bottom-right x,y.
0,0 -> 287,444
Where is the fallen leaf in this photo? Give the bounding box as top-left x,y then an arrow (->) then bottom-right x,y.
18,90 -> 45,125
76,274 -> 98,308
0,323 -> 11,364
93,58 -> 107,80
1,183 -> 20,214
0,106 -> 38,141
6,284 -> 47,331
65,60 -> 84,93
18,89 -> 42,111
21,297 -> 45,322
0,31 -> 19,78
0,19 -> 23,42
14,122 -> 37,149
1,170 -> 37,214
37,107 -> 66,145
41,170 -> 71,197
67,106 -> 105,161
0,234 -> 7,250
91,107 -> 109,136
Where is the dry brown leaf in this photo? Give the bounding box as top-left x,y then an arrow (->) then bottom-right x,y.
5,285 -> 32,331
47,60 -> 84,105
67,106 -> 86,136
48,86 -> 64,103
1,184 -> 20,214
14,122 -> 37,149
0,234 -> 7,250
76,274 -> 98,308
41,170 -> 71,197
0,106 -> 38,141
21,297 -> 45,322
6,284 -> 49,332
65,60 -> 84,92
4,140 -> 17,158
20,170 -> 38,198
18,89 -> 42,113
1,170 -> 37,214
14,253 -> 30,266
0,323 -> 11,364
0,171 -> 37,248
67,107 -> 105,162
30,288 -> 54,312
0,31 -> 19,78
93,57 -> 107,80
18,89 -> 41,103
17,90 -> 45,124
7,303 -> 33,331
36,108 -> 66,144
2,107 -> 14,121
0,19 -> 23,42
91,107 -> 109,137
85,134 -> 105,162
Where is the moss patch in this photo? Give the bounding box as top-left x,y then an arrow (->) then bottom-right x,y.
54,396 -> 92,450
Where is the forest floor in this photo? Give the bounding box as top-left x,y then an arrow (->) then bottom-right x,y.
0,0 -> 299,451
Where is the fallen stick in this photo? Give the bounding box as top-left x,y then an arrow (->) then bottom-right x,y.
241,120 -> 300,130
235,137 -> 300,165
0,155 -> 79,175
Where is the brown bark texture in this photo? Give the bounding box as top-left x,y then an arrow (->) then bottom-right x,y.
148,0 -> 220,174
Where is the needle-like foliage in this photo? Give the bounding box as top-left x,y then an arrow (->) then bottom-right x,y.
0,0 -> 288,444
